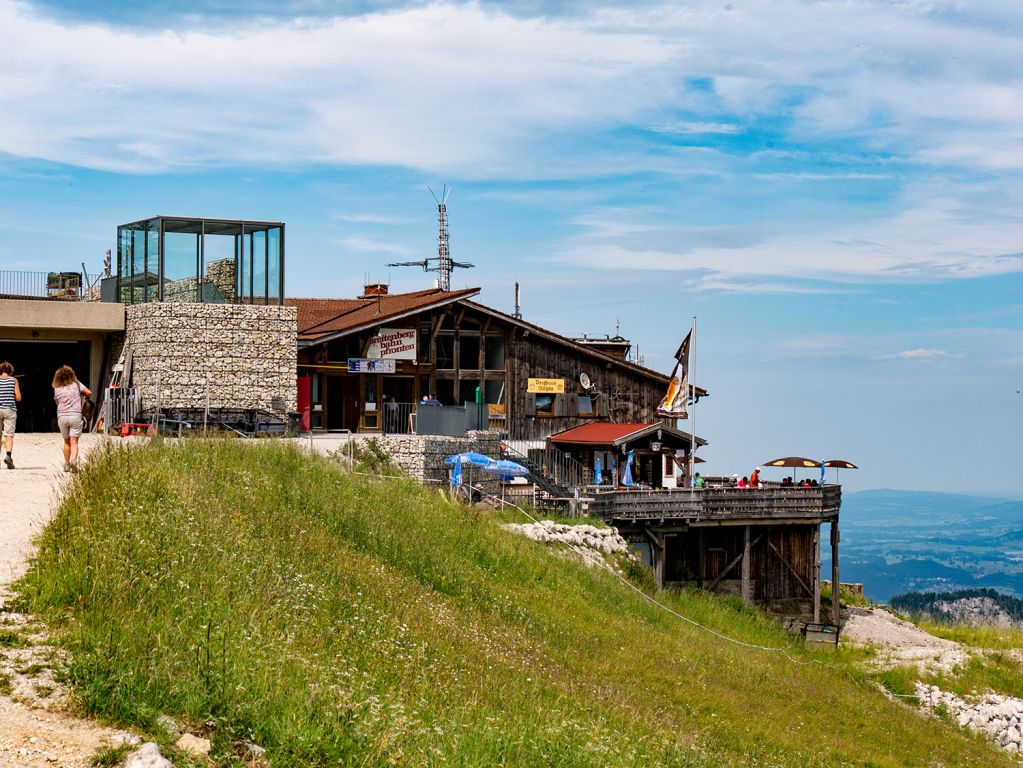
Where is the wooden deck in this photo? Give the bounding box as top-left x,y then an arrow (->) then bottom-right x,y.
587,485 -> 841,523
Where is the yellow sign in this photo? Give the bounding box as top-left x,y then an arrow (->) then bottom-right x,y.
527,378 -> 565,394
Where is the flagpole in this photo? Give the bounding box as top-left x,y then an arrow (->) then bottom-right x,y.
689,315 -> 697,489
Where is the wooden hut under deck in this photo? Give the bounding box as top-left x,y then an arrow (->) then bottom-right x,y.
589,485 -> 842,625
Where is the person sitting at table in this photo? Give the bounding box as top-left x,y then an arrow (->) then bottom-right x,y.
737,476 -> 749,488
799,478 -> 811,488
693,472 -> 705,489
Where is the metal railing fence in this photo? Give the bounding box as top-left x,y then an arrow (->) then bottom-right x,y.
0,270 -> 83,299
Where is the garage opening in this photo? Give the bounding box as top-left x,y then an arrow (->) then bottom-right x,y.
1,341 -> 91,432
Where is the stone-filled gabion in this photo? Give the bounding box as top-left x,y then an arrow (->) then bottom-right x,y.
378,431 -> 504,496
124,303 -> 297,413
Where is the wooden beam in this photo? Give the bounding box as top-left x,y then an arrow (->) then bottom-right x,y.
767,540 -> 813,598
831,521 -> 840,626
741,526 -> 751,604
813,527 -> 821,624
706,535 -> 762,592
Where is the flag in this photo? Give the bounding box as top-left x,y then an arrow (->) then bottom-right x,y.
622,450 -> 635,487
656,329 -> 692,418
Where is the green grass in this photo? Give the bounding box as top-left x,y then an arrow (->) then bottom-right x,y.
90,744 -> 134,767
18,439 -> 1015,767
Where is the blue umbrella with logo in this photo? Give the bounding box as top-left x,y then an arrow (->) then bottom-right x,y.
445,452 -> 493,497
622,450 -> 635,487
593,456 -> 602,485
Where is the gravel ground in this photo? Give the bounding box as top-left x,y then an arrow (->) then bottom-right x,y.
0,432 -> 123,768
841,606 -> 967,673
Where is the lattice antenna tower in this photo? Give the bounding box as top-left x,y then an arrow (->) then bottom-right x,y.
386,185 -> 474,291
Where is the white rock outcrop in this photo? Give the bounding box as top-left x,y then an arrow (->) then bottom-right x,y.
916,682 -> 1023,753
504,520 -> 630,566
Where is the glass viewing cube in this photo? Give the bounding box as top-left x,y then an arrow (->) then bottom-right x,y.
116,216 -> 284,304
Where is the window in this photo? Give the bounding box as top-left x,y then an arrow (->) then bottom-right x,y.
459,379 -> 481,405
459,333 -> 480,370
435,379 -> 455,405
436,334 -> 454,369
484,334 -> 506,370
535,393 -> 556,416
418,327 -> 431,363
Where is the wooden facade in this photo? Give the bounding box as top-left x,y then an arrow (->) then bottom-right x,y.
292,290 -> 683,440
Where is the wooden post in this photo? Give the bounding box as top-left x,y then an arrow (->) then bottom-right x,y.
654,534 -> 666,587
831,521 -> 840,626
813,526 -> 821,624
741,525 -> 751,604
697,529 -> 704,587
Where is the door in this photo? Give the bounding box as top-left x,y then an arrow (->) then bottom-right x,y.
326,376 -> 359,431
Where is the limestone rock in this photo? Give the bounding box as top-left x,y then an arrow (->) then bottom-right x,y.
124,742 -> 174,768
175,733 -> 212,758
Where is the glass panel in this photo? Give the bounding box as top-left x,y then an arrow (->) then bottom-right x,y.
363,375 -> 377,412
435,379 -> 455,405
485,379 -> 504,404
203,231 -> 236,303
436,334 -> 454,369
163,231 -> 198,302
267,226 -> 282,304
458,379 -> 481,405
484,334 -> 505,370
417,328 -> 431,363
459,333 -> 480,370
251,229 -> 267,303
146,224 -> 160,301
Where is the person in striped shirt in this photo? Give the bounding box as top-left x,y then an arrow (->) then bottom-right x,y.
0,361 -> 21,469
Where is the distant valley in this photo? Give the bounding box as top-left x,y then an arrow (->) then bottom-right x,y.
822,489 -> 1023,603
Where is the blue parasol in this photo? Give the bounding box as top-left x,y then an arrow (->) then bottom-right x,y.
444,451 -> 494,467
622,450 -> 635,487
593,457 -> 602,485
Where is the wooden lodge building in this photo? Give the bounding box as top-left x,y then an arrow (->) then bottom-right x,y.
288,284 -> 695,442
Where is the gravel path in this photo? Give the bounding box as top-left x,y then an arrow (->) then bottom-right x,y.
841,606 -> 966,673
0,433 -> 122,768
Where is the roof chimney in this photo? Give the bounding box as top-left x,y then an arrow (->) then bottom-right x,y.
362,282 -> 389,297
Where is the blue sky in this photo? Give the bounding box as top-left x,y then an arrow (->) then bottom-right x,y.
1,0 -> 1020,494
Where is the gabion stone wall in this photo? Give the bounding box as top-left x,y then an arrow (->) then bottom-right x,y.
125,303 -> 297,412
381,430 -> 505,495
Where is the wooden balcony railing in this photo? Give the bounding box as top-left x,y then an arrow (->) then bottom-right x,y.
588,485 -> 841,521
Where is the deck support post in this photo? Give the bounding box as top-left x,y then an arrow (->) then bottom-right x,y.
741,525 -> 751,604
830,520 -> 840,626
812,526 -> 821,624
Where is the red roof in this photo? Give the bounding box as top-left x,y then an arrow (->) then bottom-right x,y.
287,287 -> 480,341
549,423 -> 654,446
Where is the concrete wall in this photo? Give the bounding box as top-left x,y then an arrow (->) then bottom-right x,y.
380,430 -> 504,495
125,303 -> 297,413
0,298 -> 124,332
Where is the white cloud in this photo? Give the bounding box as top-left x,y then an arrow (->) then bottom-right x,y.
881,348 -> 953,360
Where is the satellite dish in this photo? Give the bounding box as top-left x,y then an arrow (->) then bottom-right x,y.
579,372 -> 592,390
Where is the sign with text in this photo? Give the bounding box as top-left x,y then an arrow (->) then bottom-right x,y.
527,377 -> 565,394
367,328 -> 417,360
348,358 -> 396,374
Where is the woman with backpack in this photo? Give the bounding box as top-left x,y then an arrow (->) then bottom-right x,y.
52,365 -> 92,472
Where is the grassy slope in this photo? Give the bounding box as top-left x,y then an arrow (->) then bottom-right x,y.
19,440 -> 1013,767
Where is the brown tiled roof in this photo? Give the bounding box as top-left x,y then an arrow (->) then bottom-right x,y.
286,287 -> 480,341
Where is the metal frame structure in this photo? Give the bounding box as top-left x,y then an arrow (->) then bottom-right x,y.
116,216 -> 285,305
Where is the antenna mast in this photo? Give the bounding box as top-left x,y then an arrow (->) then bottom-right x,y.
386,185 -> 474,291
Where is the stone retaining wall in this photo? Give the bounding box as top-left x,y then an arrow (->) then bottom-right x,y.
380,431 -> 504,495
125,303 -> 297,412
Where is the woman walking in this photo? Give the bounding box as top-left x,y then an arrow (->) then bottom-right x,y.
0,361 -> 21,469
52,365 -> 92,472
